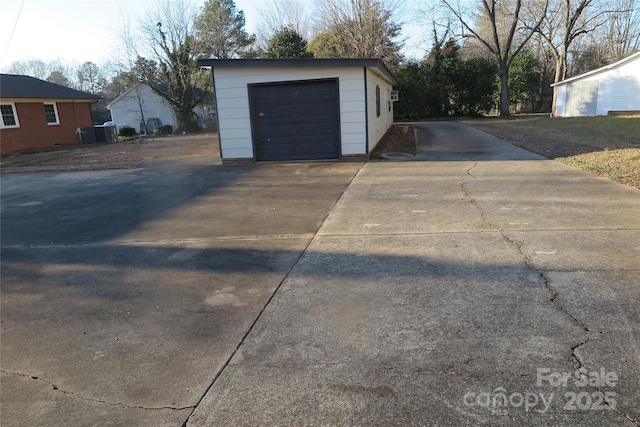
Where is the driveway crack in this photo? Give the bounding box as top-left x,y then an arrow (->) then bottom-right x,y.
460,163 -> 591,370
0,370 -> 194,411
460,165 -> 640,424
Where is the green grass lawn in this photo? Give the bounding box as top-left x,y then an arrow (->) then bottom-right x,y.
466,115 -> 640,188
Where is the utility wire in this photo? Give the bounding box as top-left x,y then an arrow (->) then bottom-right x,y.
1,0 -> 26,67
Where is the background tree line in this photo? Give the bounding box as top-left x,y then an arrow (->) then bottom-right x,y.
4,0 -> 639,124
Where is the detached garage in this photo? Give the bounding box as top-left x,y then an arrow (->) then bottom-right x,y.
552,51 -> 640,117
197,59 -> 397,163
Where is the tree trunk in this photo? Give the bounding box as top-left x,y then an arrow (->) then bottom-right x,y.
177,108 -> 198,132
134,83 -> 147,135
498,63 -> 511,118
551,55 -> 566,115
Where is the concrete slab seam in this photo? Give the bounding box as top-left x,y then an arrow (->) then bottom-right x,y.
0,370 -> 195,412
179,242 -> 313,427
318,163 -> 368,226
0,236 -> 317,250
181,163 -> 366,427
459,162 -> 637,421
308,229 -> 640,239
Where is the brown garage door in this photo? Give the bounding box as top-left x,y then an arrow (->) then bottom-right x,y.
249,79 -> 341,161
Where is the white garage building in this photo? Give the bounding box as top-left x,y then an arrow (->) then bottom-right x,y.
197,59 -> 397,163
552,51 -> 640,117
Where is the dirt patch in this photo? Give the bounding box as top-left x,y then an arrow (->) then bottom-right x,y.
370,124 -> 417,159
1,133 -> 220,173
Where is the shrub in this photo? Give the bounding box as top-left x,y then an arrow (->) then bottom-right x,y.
154,124 -> 173,135
204,116 -> 218,133
118,126 -> 138,137
394,40 -> 498,119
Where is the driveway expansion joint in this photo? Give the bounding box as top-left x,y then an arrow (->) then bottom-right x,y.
182,163 -> 366,426
180,233 -> 320,427
0,371 -> 195,411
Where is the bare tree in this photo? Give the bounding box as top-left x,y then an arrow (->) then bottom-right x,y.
136,0 -> 210,131
442,0 -> 548,117
567,1 -> 640,76
77,62 -> 107,94
313,0 -> 404,68
112,11 -> 148,133
521,0 -> 607,113
593,0 -> 640,60
5,58 -> 77,86
5,59 -> 49,79
255,0 -> 312,50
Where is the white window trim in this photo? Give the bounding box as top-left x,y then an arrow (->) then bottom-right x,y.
44,102 -> 60,125
0,103 -> 20,129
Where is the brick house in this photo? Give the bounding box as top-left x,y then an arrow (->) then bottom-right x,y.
0,74 -> 100,155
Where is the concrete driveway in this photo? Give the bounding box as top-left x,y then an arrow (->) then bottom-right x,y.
2,123 -> 639,426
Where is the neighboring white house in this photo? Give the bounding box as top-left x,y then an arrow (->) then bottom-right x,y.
552,51 -> 640,117
197,58 -> 397,163
106,84 -> 177,133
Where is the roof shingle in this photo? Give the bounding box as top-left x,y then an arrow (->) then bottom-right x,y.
0,74 -> 100,100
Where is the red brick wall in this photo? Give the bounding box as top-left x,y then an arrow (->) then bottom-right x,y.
0,101 -> 94,155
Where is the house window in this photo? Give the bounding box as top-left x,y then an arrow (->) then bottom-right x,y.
0,103 -> 20,128
375,85 -> 381,118
44,103 -> 60,125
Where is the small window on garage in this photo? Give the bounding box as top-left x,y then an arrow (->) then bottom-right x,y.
44,103 -> 60,125
0,103 -> 20,128
376,85 -> 381,117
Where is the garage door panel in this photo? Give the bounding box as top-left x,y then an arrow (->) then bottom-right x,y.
254,105 -> 338,127
250,79 -> 341,161
257,121 -> 339,139
255,114 -> 338,129
256,98 -> 336,112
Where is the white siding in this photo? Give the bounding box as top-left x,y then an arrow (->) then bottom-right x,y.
213,67 -> 368,159
555,85 -> 568,117
366,69 -> 394,152
554,54 -> 640,117
595,57 -> 640,115
564,81 -> 598,117
107,85 -> 177,130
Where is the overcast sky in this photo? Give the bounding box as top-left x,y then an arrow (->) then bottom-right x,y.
0,0 -> 428,72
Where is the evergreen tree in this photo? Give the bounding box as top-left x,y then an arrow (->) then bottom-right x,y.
394,40 -> 498,119
195,0 -> 255,58
263,27 -> 313,58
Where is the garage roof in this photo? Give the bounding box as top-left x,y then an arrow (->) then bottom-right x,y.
197,58 -> 397,86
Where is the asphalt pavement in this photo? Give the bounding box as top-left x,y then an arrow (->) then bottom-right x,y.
2,122 -> 639,426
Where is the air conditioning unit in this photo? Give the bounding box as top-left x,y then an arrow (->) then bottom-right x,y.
390,90 -> 399,102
